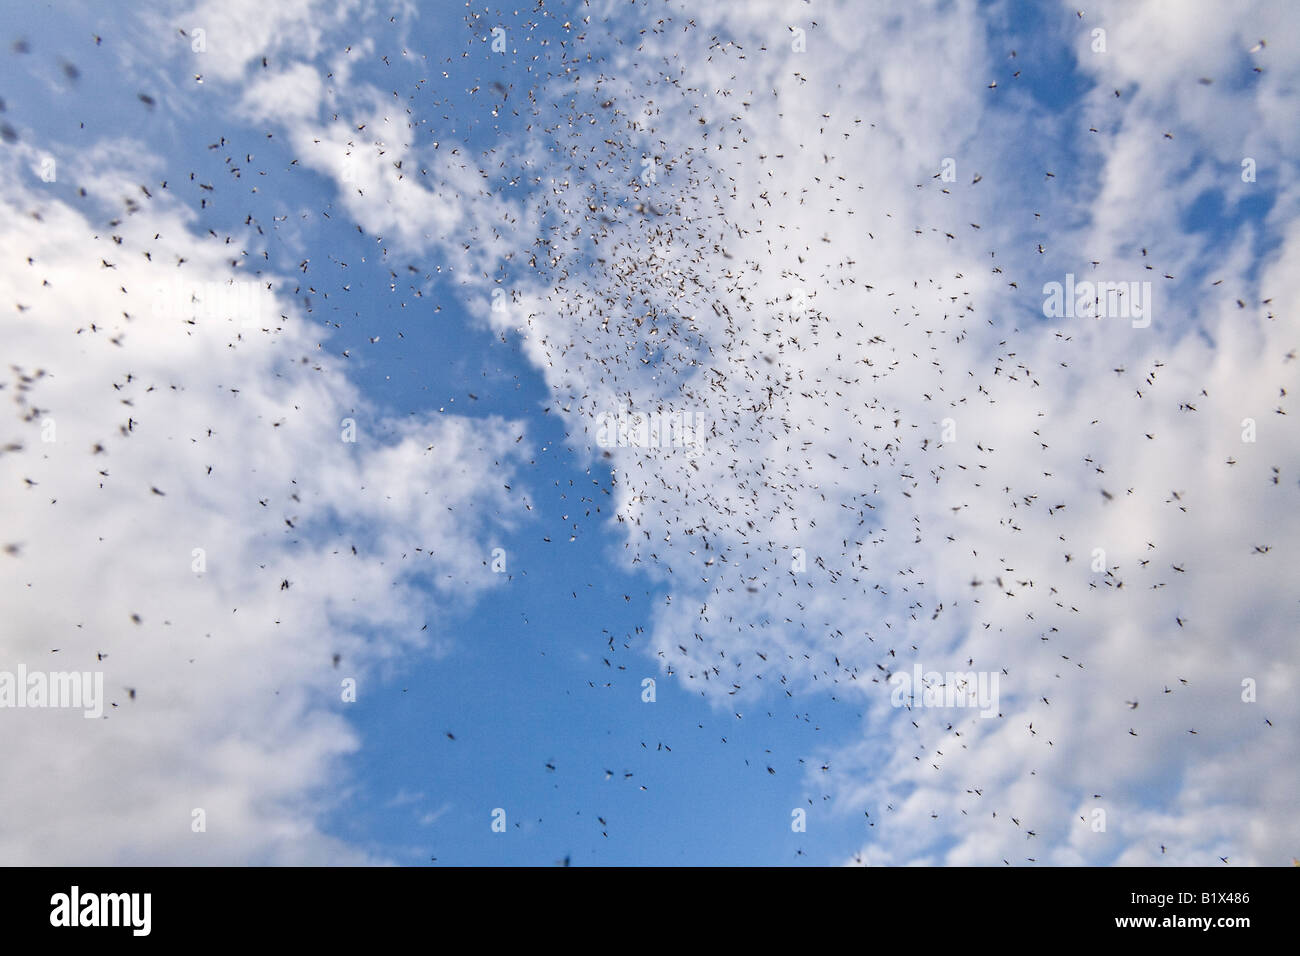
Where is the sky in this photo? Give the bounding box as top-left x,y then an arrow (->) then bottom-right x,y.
0,0 -> 1297,866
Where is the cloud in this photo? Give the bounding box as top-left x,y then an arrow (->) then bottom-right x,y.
0,135 -> 526,863
168,0 -> 363,83
453,0 -> 1300,865
6,0 -> 1293,867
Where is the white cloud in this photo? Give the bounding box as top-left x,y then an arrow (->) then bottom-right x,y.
463,0 -> 1300,865
0,137 -> 527,863
9,0 -> 1292,867
168,0 -> 363,83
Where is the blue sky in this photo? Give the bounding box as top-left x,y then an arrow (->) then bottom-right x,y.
1,0 -> 1297,866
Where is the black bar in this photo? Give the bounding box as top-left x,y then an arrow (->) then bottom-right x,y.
3,866 -> 1288,942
